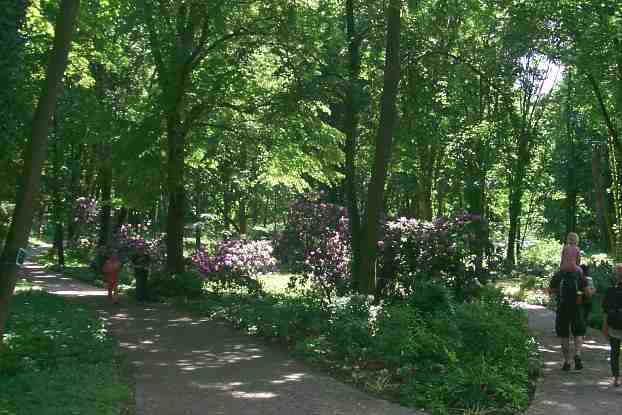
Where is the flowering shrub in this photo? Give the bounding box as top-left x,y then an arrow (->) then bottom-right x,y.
192,238 -> 277,292
379,213 -> 485,298
275,196 -> 351,302
74,197 -> 99,225
117,223 -> 166,268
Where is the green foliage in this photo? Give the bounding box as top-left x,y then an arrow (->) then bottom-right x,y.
584,258 -> 615,328
517,238 -> 561,275
0,202 -> 12,247
404,280 -> 454,315
0,290 -> 132,415
147,271 -> 205,300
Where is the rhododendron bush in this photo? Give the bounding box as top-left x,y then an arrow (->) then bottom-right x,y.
117,223 -> 166,265
275,196 -> 351,301
275,196 -> 489,301
378,213 -> 486,298
74,197 -> 99,225
192,239 -> 277,291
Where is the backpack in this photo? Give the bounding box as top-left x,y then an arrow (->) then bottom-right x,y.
558,272 -> 580,307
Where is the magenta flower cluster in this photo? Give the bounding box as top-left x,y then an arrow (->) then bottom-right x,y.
74,197 -> 99,224
276,196 -> 351,297
117,223 -> 166,266
192,239 -> 277,280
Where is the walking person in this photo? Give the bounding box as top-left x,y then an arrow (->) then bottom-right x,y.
131,245 -> 150,302
602,264 -> 622,387
102,249 -> 122,304
549,233 -> 590,371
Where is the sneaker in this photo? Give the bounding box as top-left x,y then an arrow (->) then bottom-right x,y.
562,362 -> 571,371
574,356 -> 583,370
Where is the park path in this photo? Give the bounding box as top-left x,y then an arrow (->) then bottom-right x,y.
521,302 -> 622,414
18,251 -> 423,415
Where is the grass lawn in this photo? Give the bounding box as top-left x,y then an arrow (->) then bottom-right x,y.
0,287 -> 133,415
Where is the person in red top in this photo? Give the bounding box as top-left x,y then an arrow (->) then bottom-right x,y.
102,250 -> 122,304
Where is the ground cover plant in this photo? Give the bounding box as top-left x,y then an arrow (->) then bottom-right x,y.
0,289 -> 132,415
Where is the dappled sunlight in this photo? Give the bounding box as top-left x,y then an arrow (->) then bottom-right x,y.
270,373 -> 306,384
19,261 -> 108,297
231,391 -> 278,399
190,380 -> 281,401
112,313 -> 134,320
120,342 -> 139,350
583,343 -> 610,351
540,400 -> 577,411
173,347 -> 265,371
48,289 -> 107,296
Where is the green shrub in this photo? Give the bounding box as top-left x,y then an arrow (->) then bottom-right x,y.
517,238 -> 561,275
584,259 -> 615,328
371,304 -> 451,370
405,281 -> 454,315
148,270 -> 205,299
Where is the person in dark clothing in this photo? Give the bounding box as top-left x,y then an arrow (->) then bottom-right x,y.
549,269 -> 590,371
602,264 -> 622,387
131,246 -> 150,302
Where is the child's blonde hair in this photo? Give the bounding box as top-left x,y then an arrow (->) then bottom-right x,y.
566,232 -> 579,245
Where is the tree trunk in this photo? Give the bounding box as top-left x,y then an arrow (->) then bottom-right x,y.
115,207 -> 128,231
358,0 -> 401,294
0,0 -> 79,341
565,73 -> 577,235
586,71 -> 622,258
344,0 -> 363,286
195,225 -> 202,250
465,164 -> 486,273
223,187 -> 232,231
54,222 -> 65,268
97,156 -> 112,251
66,142 -> 79,241
592,147 -> 615,253
505,110 -> 531,267
52,117 -> 65,269
165,115 -> 186,274
238,198 -> 248,235
506,197 -> 519,267
417,171 -> 434,220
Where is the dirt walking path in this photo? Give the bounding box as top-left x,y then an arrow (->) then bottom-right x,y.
521,303 -> 622,414
19,256 -> 424,415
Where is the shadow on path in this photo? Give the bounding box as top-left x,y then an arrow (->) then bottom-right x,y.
19,256 -> 423,415
521,303 -> 622,415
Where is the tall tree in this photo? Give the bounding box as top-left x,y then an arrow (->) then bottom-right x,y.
138,0 -> 274,273
343,0 -> 364,287
358,0 -> 402,294
0,0 -> 80,341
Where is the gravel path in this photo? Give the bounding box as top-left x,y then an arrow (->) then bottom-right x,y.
521,302 -> 622,415
19,257 -> 424,415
